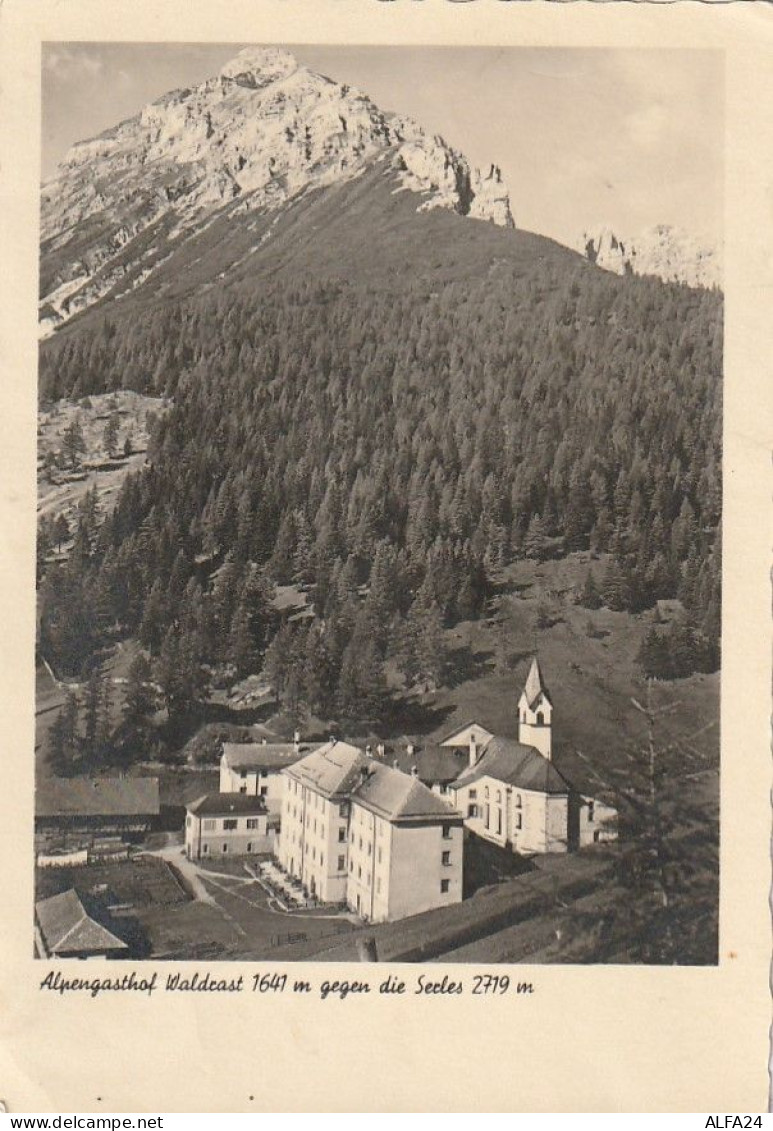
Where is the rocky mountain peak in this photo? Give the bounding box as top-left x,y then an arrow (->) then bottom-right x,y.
218,45 -> 299,88
579,223 -> 721,289
40,47 -> 514,335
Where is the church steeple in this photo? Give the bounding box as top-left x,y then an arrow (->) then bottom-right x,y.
518,657 -> 553,760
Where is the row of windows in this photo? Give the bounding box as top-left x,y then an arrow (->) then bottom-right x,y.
199,842 -> 258,855
193,817 -> 263,832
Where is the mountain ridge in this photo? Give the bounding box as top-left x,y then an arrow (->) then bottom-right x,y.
40,46 -> 514,336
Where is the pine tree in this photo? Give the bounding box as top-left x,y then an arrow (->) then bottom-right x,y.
579,567 -> 602,609
103,410 -> 120,458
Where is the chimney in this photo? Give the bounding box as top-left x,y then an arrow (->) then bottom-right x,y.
376,743 -> 385,759
406,742 -> 415,756
469,734 -> 479,768
293,729 -> 300,753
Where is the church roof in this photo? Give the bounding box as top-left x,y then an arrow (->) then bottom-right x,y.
391,745 -> 469,785
453,736 -> 569,795
521,657 -> 552,709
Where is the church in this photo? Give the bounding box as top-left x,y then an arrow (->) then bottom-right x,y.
443,659 -> 618,855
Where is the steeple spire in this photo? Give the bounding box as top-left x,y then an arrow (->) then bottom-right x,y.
518,657 -> 553,760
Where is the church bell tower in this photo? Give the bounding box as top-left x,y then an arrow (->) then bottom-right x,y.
518,657 -> 553,760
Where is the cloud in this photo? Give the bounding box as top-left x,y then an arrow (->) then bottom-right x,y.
43,45 -> 104,80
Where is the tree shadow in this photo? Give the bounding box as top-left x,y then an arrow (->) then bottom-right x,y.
444,645 -> 495,689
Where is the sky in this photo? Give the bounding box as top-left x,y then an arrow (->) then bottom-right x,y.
41,43 -> 723,248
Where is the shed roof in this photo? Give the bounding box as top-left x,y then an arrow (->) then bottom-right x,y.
35,889 -> 128,956
36,777 -> 160,819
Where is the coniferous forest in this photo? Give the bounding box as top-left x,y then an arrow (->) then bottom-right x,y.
37,251 -> 722,760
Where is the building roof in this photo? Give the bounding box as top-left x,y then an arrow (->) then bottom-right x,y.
36,777 -> 160,820
284,740 -> 368,799
453,736 -> 569,795
521,657 -> 552,709
438,721 -> 495,749
352,761 -> 462,823
391,745 -> 469,786
221,742 -> 310,772
187,793 -> 268,817
35,889 -> 128,956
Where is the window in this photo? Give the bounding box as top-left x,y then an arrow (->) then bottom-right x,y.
359,837 -> 363,850
203,819 -> 215,831
350,860 -> 354,873
337,855 -> 345,872
442,823 -> 452,839
484,786 -> 489,799
338,827 -> 346,842
202,844 -> 209,855
469,788 -> 477,800
442,851 -> 451,866
440,879 -> 450,894
537,711 -> 544,725
223,819 -> 238,831
320,853 -> 324,867
515,794 -> 522,809
357,866 -> 362,879
468,804 -> 478,818
186,816 -> 191,827
246,818 -> 260,830
593,830 -> 601,843
515,813 -> 522,830
367,842 -> 372,856
496,810 -> 502,835
377,847 -> 382,864
521,711 -> 526,723
260,786 -> 268,797
496,790 -> 502,803
223,844 -> 228,853
484,803 -> 490,828
339,803 -> 347,818
247,842 -> 252,853
239,786 -> 247,794
588,802 -> 595,823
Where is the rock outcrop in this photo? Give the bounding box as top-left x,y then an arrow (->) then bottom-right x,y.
579,224 -> 721,289
40,46 -> 515,334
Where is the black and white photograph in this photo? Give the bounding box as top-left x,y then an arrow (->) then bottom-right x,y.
34,42 -> 724,966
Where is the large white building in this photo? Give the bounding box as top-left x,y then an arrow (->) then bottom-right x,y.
276,741 -> 464,922
219,740 -> 310,813
444,659 -> 618,854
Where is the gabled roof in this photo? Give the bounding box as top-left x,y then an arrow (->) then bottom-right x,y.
438,721 -> 495,749
453,736 -> 569,795
521,657 -> 552,710
352,762 -> 462,823
36,777 -> 160,819
35,889 -> 128,956
221,742 -> 310,771
284,740 -> 368,799
187,793 -> 268,817
391,745 -> 469,786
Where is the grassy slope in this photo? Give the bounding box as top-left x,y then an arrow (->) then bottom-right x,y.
43,167 -> 592,345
